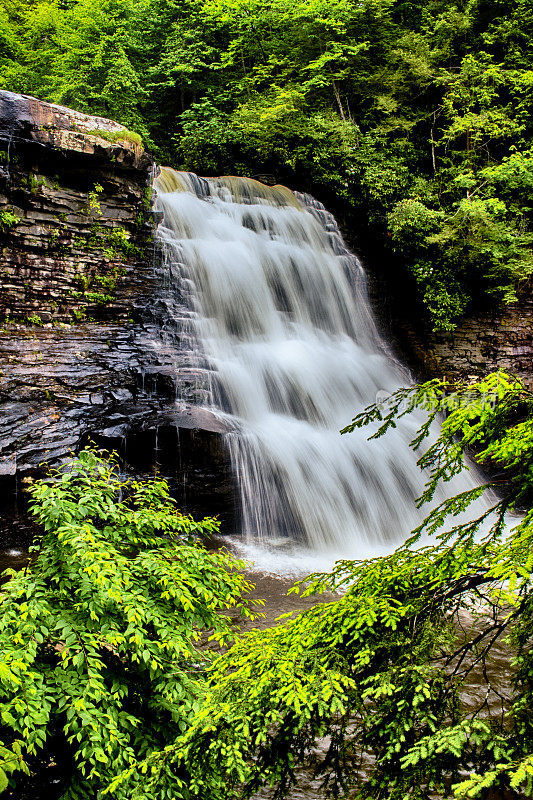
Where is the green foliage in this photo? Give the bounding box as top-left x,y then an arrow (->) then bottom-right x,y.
92,372 -> 533,800
106,225 -> 132,255
25,313 -> 43,325
388,199 -> 443,245
0,450 -> 257,798
72,289 -> 115,304
3,388 -> 533,800
440,52 -> 523,152
0,209 -> 20,232
387,191 -> 533,330
87,127 -> 143,146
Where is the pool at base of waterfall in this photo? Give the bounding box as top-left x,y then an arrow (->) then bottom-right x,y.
219,535 -> 393,577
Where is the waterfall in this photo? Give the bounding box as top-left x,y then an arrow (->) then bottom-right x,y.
154,169 -> 482,568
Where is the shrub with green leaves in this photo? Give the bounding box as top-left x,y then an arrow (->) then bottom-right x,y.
108,372 -> 533,800
0,210 -> 20,233
0,450 -> 257,798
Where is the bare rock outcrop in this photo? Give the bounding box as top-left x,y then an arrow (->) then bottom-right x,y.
0,92 -> 234,524
0,90 -> 154,323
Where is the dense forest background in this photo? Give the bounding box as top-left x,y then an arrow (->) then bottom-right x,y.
1,0 -> 531,330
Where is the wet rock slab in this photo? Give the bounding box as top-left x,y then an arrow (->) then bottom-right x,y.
0,320 -> 236,521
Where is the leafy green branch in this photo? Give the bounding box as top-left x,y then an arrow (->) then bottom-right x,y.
106,372 -> 533,800
0,450 -> 259,798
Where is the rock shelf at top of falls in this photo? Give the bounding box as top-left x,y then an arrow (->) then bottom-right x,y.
154,169 -> 488,564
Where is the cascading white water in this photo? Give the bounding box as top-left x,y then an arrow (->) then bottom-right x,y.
154,169 -> 483,568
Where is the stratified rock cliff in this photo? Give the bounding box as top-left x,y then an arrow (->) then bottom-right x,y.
428,301 -> 533,389
0,90 -> 154,322
0,92 -> 233,522
396,300 -> 533,390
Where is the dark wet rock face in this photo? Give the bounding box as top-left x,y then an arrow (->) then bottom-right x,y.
0,92 -> 235,527
0,318 -> 237,531
0,321 -> 224,464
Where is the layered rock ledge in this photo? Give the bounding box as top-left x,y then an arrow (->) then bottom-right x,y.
428,301 -> 533,389
0,92 -> 234,523
0,89 -> 154,323
396,300 -> 533,390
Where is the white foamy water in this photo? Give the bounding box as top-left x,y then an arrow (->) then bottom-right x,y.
155,169 -> 486,573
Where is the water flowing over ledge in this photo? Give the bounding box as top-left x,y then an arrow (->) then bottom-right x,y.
155,169 -> 485,572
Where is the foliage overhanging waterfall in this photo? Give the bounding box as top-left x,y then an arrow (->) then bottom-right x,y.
155,169 -> 481,559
